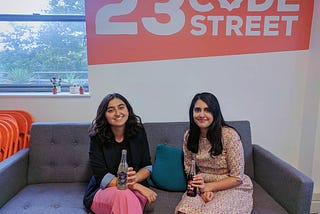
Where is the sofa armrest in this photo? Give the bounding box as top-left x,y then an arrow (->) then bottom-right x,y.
253,144 -> 314,214
0,148 -> 29,207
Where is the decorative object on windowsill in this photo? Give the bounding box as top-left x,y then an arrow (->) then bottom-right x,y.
79,86 -> 84,94
69,85 -> 80,94
52,85 -> 58,94
50,77 -> 62,93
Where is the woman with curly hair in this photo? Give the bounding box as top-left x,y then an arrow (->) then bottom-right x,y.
83,93 -> 157,214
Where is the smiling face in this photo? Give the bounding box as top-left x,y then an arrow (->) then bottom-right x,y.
105,98 -> 129,128
193,99 -> 214,133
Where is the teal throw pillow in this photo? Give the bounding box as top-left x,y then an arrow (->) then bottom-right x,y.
149,144 -> 186,192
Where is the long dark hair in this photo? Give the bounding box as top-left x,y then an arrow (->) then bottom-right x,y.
187,92 -> 230,157
89,93 -> 143,144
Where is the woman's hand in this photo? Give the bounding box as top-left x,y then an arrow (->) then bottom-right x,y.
138,185 -> 158,204
127,167 -> 138,187
192,174 -> 205,191
126,167 -> 157,203
127,167 -> 151,187
200,192 -> 214,203
128,182 -> 157,204
192,173 -> 214,203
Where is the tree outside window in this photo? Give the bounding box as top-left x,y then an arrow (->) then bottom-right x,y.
0,0 -> 88,92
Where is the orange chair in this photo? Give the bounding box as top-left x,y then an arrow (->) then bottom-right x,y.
0,114 -> 20,155
0,110 -> 34,128
12,110 -> 34,146
0,121 -> 14,158
0,122 -> 11,161
0,111 -> 29,149
0,131 -> 2,157
0,124 -> 6,161
13,110 -> 34,127
0,110 -> 33,148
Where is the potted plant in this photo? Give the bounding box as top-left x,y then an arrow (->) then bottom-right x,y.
69,84 -> 80,94
50,77 -> 62,93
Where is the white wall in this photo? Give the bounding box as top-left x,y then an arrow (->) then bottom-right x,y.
314,101 -> 320,193
307,0 -> 320,194
0,0 -> 319,198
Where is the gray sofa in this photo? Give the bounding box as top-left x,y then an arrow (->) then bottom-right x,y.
0,121 -> 314,214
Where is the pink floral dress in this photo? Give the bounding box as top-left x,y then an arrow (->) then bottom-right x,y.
175,127 -> 253,214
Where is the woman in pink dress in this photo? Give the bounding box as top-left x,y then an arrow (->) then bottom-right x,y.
175,92 -> 253,214
83,93 -> 157,214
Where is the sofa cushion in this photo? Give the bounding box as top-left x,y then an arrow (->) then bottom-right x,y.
145,187 -> 184,213
0,183 -> 88,214
149,144 -> 186,192
144,181 -> 289,214
28,122 -> 91,184
252,181 -> 288,213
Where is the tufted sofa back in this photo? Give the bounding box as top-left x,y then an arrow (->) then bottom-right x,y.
27,121 -> 253,184
144,121 -> 254,178
28,122 -> 92,184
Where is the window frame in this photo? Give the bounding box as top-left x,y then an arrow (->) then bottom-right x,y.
0,13 -> 88,93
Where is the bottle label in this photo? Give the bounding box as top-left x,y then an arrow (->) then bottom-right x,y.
187,179 -> 194,194
187,177 -> 197,197
187,180 -> 193,194
118,171 -> 127,186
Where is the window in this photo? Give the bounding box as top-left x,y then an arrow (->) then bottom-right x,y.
0,0 -> 88,93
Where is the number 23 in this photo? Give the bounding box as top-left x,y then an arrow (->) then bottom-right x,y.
96,0 -> 185,35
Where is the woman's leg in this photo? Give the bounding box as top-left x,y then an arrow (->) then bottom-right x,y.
91,187 -> 146,214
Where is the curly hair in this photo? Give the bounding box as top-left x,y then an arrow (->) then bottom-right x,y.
187,92 -> 235,157
89,93 -> 143,144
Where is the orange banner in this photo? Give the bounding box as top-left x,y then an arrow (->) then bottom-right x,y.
85,0 -> 314,65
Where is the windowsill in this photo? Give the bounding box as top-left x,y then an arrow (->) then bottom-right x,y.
0,92 -> 91,98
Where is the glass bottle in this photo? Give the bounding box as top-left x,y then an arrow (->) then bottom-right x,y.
117,149 -> 128,190
186,159 -> 197,197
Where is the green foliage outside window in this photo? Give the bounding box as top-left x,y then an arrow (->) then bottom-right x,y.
0,0 -> 88,91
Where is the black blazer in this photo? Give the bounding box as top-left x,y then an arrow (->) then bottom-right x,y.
83,128 -> 152,210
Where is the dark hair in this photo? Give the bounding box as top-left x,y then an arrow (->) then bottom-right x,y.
89,93 -> 143,144
187,92 -> 232,157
